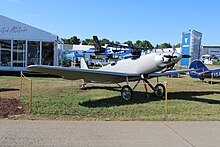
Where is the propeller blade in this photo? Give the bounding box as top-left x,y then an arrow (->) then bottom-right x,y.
163,55 -> 177,58
202,68 -> 205,76
182,54 -> 191,58
162,63 -> 175,73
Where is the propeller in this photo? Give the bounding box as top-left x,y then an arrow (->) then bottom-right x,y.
163,51 -> 179,59
199,68 -> 205,80
163,55 -> 177,58
162,63 -> 175,73
162,52 -> 178,72
164,54 -> 190,59
182,54 -> 191,58
201,68 -> 205,77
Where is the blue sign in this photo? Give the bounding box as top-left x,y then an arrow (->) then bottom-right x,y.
181,33 -> 191,66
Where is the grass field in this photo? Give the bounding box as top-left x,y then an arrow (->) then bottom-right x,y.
1,74 -> 220,120
213,60 -> 220,65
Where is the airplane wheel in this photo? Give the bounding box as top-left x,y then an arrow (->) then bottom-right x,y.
154,84 -> 165,98
79,84 -> 86,89
121,85 -> 133,101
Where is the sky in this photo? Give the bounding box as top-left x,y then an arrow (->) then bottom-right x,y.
1,0 -> 220,46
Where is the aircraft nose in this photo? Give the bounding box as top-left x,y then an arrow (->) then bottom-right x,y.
172,52 -> 181,62
154,52 -> 182,68
162,52 -> 181,63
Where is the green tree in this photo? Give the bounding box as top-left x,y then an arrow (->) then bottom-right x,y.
108,41 -> 115,47
155,43 -> 172,49
175,43 -> 181,48
123,40 -> 134,47
84,39 -> 94,45
134,40 -> 142,48
114,41 -> 121,45
133,40 -> 154,49
82,40 -> 87,45
63,36 -> 80,44
100,38 -> 110,46
141,40 -> 154,49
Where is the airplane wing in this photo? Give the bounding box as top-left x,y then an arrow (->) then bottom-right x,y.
28,65 -> 139,83
148,69 -> 196,78
209,69 -> 220,73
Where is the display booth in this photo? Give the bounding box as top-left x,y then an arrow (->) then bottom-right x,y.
0,15 -> 63,71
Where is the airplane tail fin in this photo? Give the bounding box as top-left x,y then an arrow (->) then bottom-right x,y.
79,39 -> 83,45
189,60 -> 209,78
80,58 -> 88,69
93,36 -> 105,53
104,45 -> 114,58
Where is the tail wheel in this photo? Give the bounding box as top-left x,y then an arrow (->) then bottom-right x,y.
79,83 -> 86,89
121,85 -> 133,101
154,84 -> 165,98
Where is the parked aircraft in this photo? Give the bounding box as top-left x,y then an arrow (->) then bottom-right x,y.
189,60 -> 220,80
92,36 -> 139,59
64,51 -> 83,58
28,49 -> 193,101
93,36 -> 106,53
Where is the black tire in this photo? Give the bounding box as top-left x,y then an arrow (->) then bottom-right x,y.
154,83 -> 165,98
121,85 -> 133,101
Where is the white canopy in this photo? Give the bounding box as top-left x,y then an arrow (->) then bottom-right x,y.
0,15 -> 60,42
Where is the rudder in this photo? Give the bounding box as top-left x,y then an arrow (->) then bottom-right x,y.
93,36 -> 105,53
189,60 -> 209,78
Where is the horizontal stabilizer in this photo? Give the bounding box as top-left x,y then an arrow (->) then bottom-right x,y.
189,60 -> 220,79
189,60 -> 209,78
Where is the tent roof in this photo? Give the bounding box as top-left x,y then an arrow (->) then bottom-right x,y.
0,15 -> 61,42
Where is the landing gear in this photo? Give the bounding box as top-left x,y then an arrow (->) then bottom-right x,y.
154,84 -> 165,98
141,78 -> 165,98
121,85 -> 133,101
120,75 -> 165,100
80,80 -> 87,89
80,83 -> 86,89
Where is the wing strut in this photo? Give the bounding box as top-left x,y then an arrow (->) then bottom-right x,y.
126,76 -> 129,85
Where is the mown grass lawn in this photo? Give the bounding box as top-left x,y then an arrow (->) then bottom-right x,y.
213,60 -> 220,65
1,75 -> 220,120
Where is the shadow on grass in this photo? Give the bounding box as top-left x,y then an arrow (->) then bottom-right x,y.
83,86 -> 121,92
0,88 -> 19,93
195,80 -> 220,85
79,88 -> 220,108
207,81 -> 220,85
168,91 -> 220,104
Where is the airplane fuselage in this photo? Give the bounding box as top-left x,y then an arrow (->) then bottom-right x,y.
28,51 -> 183,84
99,52 -> 181,75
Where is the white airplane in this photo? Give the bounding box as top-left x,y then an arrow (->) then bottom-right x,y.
28,50 -> 193,100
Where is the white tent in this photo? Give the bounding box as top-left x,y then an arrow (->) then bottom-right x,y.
0,15 -> 63,71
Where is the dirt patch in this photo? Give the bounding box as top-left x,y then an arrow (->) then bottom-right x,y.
0,98 -> 26,118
